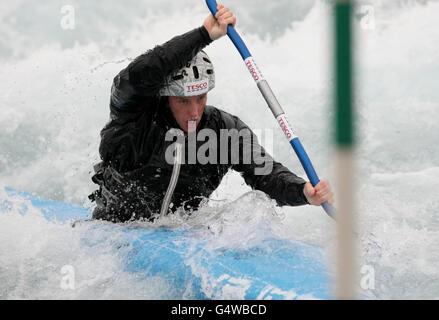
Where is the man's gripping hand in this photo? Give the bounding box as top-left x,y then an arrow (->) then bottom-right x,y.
203,3 -> 236,41
303,179 -> 334,206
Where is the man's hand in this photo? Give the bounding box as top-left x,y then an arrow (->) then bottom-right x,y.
203,3 -> 236,41
303,179 -> 334,206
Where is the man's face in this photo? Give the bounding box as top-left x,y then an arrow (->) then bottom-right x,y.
168,93 -> 207,133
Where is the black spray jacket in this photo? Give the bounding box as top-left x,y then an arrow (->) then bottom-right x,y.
90,26 -> 308,222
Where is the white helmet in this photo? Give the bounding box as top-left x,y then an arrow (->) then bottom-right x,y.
159,50 -> 215,97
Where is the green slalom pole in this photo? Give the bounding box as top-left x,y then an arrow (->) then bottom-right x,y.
334,0 -> 356,299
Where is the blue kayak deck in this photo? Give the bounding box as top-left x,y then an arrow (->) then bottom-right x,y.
2,187 -> 332,299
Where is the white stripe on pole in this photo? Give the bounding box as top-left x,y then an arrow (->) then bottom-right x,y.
335,148 -> 357,299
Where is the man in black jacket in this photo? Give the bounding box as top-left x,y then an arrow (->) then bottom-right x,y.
89,4 -> 333,222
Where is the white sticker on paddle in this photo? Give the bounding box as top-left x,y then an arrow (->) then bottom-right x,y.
244,57 -> 264,83
276,114 -> 297,141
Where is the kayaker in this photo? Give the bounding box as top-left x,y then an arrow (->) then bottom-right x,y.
89,3 -> 334,222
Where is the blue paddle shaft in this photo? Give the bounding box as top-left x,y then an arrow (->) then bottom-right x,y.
205,0 -> 336,219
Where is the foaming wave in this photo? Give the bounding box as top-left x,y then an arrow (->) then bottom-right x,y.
0,191 -> 175,299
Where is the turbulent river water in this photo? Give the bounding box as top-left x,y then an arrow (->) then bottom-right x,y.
1,0 -> 438,299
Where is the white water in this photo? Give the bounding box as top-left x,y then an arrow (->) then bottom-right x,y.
1,0 -> 438,299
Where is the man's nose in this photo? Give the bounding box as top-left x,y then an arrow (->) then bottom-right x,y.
188,101 -> 200,119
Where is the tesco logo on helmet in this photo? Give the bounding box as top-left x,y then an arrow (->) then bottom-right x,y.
184,80 -> 210,96
187,81 -> 208,92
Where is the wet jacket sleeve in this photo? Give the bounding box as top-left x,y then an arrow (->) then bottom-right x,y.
109,26 -> 213,117
222,113 -> 309,207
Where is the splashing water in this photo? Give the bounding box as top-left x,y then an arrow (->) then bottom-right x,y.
1,0 -> 439,299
